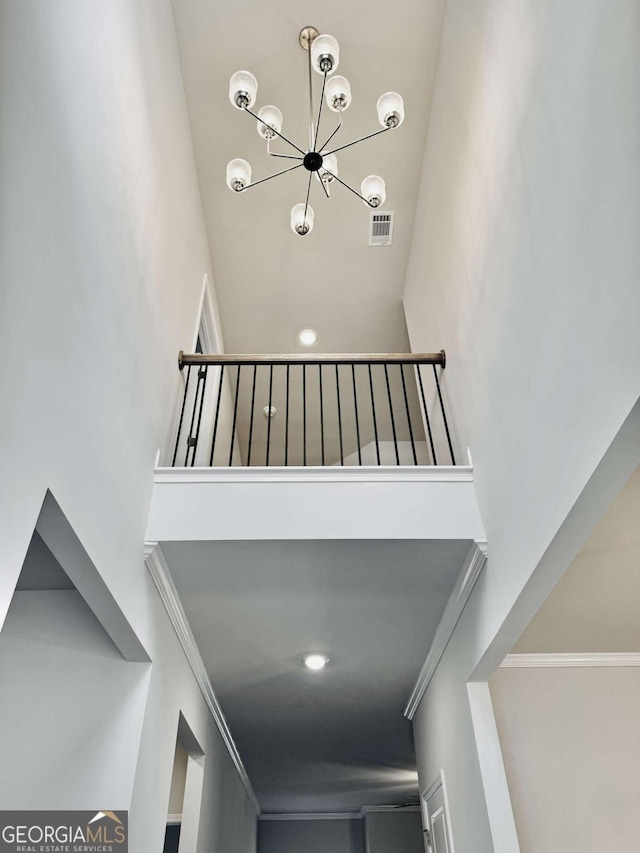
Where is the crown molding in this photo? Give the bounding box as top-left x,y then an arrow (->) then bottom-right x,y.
404,541 -> 488,719
501,652 -> 640,668
260,812 -> 361,821
144,542 -> 261,817
360,805 -> 421,814
260,805 -> 421,821
153,465 -> 473,485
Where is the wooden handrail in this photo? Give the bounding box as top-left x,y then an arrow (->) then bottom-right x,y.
178,350 -> 446,370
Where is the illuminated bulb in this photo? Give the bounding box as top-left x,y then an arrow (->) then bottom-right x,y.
361,174 -> 386,207
376,91 -> 405,128
290,203 -> 315,236
319,153 -> 338,182
226,159 -> 252,192
257,105 -> 283,139
298,329 -> 318,346
229,70 -> 258,109
325,76 -> 351,112
304,654 -> 328,671
311,34 -> 340,74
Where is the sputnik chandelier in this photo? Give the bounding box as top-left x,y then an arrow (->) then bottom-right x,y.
226,26 -> 405,236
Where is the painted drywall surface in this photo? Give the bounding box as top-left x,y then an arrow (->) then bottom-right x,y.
0,2 -> 255,850
404,1 -> 640,849
146,477 -> 485,542
0,591 -> 150,808
258,819 -> 364,853
490,666 -> 640,852
168,741 -> 189,816
364,811 -> 424,853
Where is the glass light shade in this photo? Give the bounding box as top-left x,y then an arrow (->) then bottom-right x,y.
256,105 -> 283,139
325,75 -> 351,112
226,158 -> 252,192
376,91 -> 405,128
311,34 -> 340,74
319,153 -> 338,182
290,203 -> 315,236
361,174 -> 386,207
229,70 -> 258,109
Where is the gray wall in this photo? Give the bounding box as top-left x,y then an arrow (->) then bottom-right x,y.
403,0 -> 640,850
365,811 -> 424,853
0,1 -> 256,850
258,819 -> 364,853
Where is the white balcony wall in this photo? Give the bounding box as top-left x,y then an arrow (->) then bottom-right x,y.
0,2 -> 255,850
403,0 -> 640,850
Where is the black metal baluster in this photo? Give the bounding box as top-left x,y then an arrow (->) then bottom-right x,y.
318,364 -> 325,466
285,364 -> 290,466
368,364 -> 381,466
303,364 -> 307,466
172,365 -> 192,467
228,365 -> 241,466
185,366 -> 205,466
400,363 -> 418,465
209,364 -> 225,466
351,365 -> 362,466
265,364 -> 274,466
335,365 -> 344,466
384,364 -> 400,466
190,366 -> 209,467
433,364 -> 456,465
247,364 -> 257,466
416,365 -> 437,465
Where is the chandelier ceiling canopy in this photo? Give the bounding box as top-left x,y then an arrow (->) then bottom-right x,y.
226,26 -> 405,236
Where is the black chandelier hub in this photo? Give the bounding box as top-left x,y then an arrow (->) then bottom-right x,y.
303,151 -> 323,172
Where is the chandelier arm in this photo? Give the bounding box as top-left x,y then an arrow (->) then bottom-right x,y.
266,138 -> 304,160
243,106 -> 306,155
317,105 -> 343,154
313,70 -> 328,151
324,124 -> 393,157
302,169 -> 313,226
307,39 -> 315,149
318,174 -> 330,199
241,161 -> 305,191
322,168 -> 378,207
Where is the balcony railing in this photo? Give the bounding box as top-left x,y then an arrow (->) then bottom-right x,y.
171,351 -> 455,468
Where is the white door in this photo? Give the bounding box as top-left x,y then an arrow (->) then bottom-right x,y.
422,773 -> 454,853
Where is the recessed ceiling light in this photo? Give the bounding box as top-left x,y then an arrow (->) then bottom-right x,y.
298,328 -> 318,346
304,654 -> 328,671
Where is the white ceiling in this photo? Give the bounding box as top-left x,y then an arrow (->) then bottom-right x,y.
161,538 -> 472,813
514,466 -> 640,654
171,0 -> 446,355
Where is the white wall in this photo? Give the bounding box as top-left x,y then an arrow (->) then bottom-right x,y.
403,0 -> 640,850
258,819 -> 364,853
0,591 -> 150,808
0,1 -> 256,849
490,666 -> 640,852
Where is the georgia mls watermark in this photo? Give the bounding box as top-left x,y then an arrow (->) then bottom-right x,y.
0,811 -> 127,853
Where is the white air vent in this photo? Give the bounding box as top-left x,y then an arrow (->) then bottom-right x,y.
368,211 -> 394,246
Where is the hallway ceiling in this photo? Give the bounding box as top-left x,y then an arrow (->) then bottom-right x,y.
161,538 -> 471,813
170,0 -> 446,355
